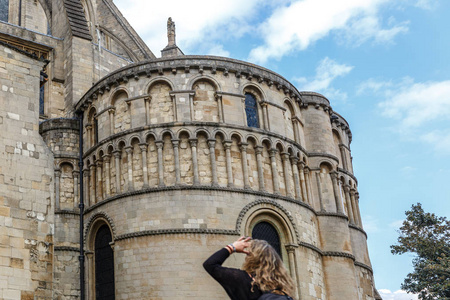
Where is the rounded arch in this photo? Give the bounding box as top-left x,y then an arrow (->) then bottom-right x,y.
229,132 -> 244,144
144,131 -> 157,141
110,87 -> 130,106
57,160 -> 75,171
194,128 -> 211,139
212,129 -> 228,141
242,83 -> 267,102
274,141 -> 286,153
188,75 -> 222,91
318,160 -> 336,171
176,128 -> 193,139
115,139 -> 127,150
159,129 -> 175,140
146,78 -> 175,93
128,134 -> 142,146
261,137 -> 273,149
84,212 -> 116,246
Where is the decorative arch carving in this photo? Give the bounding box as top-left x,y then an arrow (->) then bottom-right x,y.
84,211 -> 117,245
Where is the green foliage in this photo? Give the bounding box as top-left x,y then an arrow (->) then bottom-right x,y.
391,203 -> 450,300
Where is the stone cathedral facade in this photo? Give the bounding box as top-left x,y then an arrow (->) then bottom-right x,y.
0,1 -> 382,299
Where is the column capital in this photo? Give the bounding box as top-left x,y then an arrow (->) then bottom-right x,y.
108,107 -> 116,114
139,143 -> 148,152
269,148 -> 278,157
54,169 -> 61,177
96,159 -> 103,167
281,152 -> 290,160
223,140 -> 232,149
303,167 -> 310,175
207,139 -> 216,148
239,142 -> 248,151
255,145 -> 263,155
72,170 -> 80,177
350,188 -> 356,196
102,154 -> 111,162
124,146 -> 133,154
112,150 -> 121,158
171,139 -> 180,148
344,184 -> 351,192
329,171 -> 338,180
155,140 -> 164,149
290,156 -> 299,165
285,244 -> 298,253
189,138 -> 198,147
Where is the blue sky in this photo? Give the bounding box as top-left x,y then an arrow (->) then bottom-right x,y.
114,1 -> 450,298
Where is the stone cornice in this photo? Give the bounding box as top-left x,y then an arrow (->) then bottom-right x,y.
115,228 -> 239,241
54,246 -> 80,252
323,251 -> 356,261
39,118 -> 79,134
308,152 -> 339,162
354,261 -> 374,274
348,223 -> 367,238
316,211 -> 349,221
55,210 -> 80,216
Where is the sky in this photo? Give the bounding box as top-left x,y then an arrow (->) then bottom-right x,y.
114,1 -> 450,299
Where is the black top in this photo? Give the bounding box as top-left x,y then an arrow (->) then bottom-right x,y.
203,248 -> 263,300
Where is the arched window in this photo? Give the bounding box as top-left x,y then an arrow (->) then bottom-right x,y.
95,225 -> 115,300
245,93 -> 259,128
0,0 -> 9,22
252,221 -> 282,257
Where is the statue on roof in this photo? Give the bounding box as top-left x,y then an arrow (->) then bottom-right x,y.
167,17 -> 176,46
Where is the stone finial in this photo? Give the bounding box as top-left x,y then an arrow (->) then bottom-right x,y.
167,17 -> 176,46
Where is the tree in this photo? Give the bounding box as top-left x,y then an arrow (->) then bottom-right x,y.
391,203 -> 450,300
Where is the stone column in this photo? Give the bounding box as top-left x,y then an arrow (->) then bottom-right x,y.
103,155 -> 111,197
208,139 -> 218,186
261,103 -> 269,130
139,143 -> 149,188
350,189 -> 360,226
281,152 -> 293,197
285,245 -> 300,300
73,170 -> 79,209
298,162 -> 308,203
344,185 -> 355,223
339,145 -> 348,170
330,171 -> 344,214
255,146 -> 265,192
315,171 -> 325,211
172,139 -> 181,185
189,93 -> 195,121
155,140 -> 165,187
83,167 -> 90,207
86,251 -> 94,300
305,168 -> 314,206
90,163 -> 96,204
124,146 -> 134,191
269,149 -> 280,194
127,102 -> 132,129
170,94 -> 177,122
96,159 -> 104,201
290,157 -> 301,200
144,97 -> 150,125
189,139 -> 199,185
113,150 -> 121,194
108,108 -> 115,135
223,140 -> 234,187
55,169 -> 61,210
85,124 -> 92,149
355,192 -> 363,228
215,93 -> 224,123
240,143 -> 250,189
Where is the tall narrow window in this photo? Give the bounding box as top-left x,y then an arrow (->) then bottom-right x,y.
0,0 -> 9,22
252,221 -> 281,257
95,225 -> 115,300
245,93 -> 259,128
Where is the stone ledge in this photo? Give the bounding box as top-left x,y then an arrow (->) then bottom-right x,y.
115,228 -> 239,241
348,223 -> 367,238
54,246 -> 80,252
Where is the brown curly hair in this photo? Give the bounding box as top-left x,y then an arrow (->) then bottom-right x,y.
242,239 -> 296,298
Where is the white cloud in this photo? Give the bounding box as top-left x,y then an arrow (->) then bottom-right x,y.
389,219 -> 405,229
361,215 -> 380,233
358,78 -> 450,155
294,57 -> 353,101
114,0 -> 264,57
248,0 -> 408,63
378,289 -> 418,300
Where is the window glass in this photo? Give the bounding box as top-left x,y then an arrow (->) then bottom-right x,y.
0,0 -> 9,22
245,93 -> 259,128
252,221 -> 282,257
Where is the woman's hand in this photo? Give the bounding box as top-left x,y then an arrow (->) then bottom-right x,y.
232,236 -> 252,254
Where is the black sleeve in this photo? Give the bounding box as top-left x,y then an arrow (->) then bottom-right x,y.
203,248 -> 243,290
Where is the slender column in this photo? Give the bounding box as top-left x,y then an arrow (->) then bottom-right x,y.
261,103 -> 269,130
155,140 -> 165,187
330,171 -> 344,214
269,149 -> 280,194
240,143 -> 250,189
315,171 -> 325,211
223,140 -> 234,187
281,153 -> 293,197
144,97 -> 150,125
73,170 -> 79,209
298,162 -> 308,203
124,146 -> 134,191
290,157 -> 301,200
339,145 -> 348,170
170,94 -> 177,122
55,169 -> 61,210
112,150 -> 121,194
85,125 -> 92,149
127,102 -> 132,129
305,168 -> 314,206
172,139 -> 181,185
189,139 -> 199,185
215,93 -> 224,122
285,245 -> 300,300
83,167 -> 90,206
189,93 -> 195,121
139,143 -> 149,188
350,189 -> 360,226
241,98 -> 247,126
108,108 -> 115,135
208,139 -> 219,186
103,155 -> 111,197
344,185 -> 355,223
255,146 -> 265,192
292,118 -> 300,143
89,163 -> 96,204
355,192 -> 363,228
96,160 -> 104,200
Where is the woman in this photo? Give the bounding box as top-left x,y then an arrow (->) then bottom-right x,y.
203,236 -> 296,300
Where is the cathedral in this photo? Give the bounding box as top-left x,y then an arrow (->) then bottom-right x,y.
0,0 -> 381,299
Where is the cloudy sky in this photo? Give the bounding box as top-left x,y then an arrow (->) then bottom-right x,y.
114,0 -> 450,298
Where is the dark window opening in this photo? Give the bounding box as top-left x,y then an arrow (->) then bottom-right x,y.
39,71 -> 48,116
95,225 -> 115,300
245,93 -> 259,128
0,0 -> 9,22
252,221 -> 282,258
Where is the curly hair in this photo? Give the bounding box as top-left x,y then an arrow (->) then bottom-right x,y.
242,239 -> 296,298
